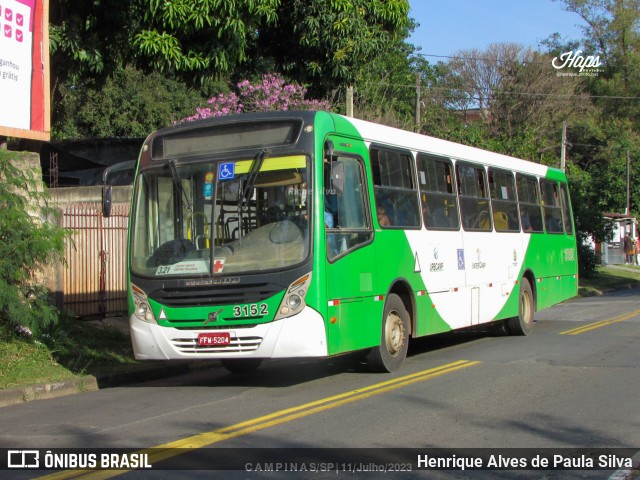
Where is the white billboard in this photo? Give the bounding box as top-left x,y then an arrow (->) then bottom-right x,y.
0,0 -> 49,141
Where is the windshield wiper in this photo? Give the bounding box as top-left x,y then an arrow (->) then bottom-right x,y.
240,149 -> 267,207
168,159 -> 193,214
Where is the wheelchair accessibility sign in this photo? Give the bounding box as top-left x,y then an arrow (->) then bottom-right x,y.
218,162 -> 235,181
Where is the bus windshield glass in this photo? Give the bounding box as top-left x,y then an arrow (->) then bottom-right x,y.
130,154 -> 310,277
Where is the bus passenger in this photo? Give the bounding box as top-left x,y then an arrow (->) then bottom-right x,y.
377,204 -> 391,227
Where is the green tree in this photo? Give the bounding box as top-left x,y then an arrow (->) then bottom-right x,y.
560,0 -> 640,122
334,30 -> 424,127
0,152 -> 68,337
54,66 -> 209,139
48,0 -> 414,136
133,0 -> 280,82
49,0 -> 137,84
50,0 -> 280,85
252,0 -> 411,96
557,0 -> 640,214
49,0 -> 280,133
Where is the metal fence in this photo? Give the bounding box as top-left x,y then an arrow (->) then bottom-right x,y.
60,202 -> 129,318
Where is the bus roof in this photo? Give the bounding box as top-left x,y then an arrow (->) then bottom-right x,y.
329,112 -> 560,178
155,110 -> 562,179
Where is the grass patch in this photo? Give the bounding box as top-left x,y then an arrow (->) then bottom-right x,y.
579,265 -> 640,294
0,318 -> 140,390
0,333 -> 76,389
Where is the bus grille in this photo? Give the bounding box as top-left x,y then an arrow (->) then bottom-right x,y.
149,282 -> 282,307
171,336 -> 263,354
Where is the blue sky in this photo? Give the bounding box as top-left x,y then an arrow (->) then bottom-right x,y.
408,0 -> 588,59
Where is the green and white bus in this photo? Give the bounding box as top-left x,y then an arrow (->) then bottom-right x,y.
103,110 -> 578,373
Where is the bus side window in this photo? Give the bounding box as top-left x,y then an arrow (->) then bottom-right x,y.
370,146 -> 421,229
559,183 -> 574,235
540,179 -> 564,234
325,155 -> 372,260
457,162 -> 492,232
516,174 -> 544,233
488,168 -> 520,232
417,153 -> 460,230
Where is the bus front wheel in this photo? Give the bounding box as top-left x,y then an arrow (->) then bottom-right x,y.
366,293 -> 409,372
506,278 -> 534,335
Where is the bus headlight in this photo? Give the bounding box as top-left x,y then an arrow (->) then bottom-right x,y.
275,273 -> 312,320
287,294 -> 302,309
132,284 -> 156,324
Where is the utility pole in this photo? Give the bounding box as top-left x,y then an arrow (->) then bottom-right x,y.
560,121 -> 567,172
414,73 -> 421,132
346,86 -> 354,118
626,149 -> 630,215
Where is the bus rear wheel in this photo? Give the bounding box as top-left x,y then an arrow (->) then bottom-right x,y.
506,278 -> 534,335
221,358 -> 263,373
366,293 -> 409,373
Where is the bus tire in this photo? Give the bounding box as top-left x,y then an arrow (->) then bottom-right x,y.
366,293 -> 409,372
506,278 -> 534,336
221,358 -> 263,373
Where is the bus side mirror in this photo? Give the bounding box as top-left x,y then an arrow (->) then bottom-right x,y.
101,160 -> 136,217
102,185 -> 113,217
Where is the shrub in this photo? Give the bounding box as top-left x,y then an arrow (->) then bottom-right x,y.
576,232 -> 601,279
0,151 -> 67,336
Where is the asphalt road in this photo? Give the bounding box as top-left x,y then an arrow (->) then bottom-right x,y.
1,287 -> 639,480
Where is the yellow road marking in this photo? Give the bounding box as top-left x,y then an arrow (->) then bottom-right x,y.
38,359 -> 480,480
560,309 -> 640,335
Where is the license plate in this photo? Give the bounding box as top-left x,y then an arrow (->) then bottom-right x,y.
197,332 -> 231,346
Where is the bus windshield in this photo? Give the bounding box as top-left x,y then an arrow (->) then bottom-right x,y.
130,154 -> 310,277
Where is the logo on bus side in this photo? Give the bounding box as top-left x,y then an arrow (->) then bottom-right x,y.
430,247 -> 443,272
457,249 -> 465,270
472,248 -> 487,270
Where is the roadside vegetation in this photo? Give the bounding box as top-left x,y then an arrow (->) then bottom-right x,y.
0,318 -> 136,390
0,150 -> 140,390
579,265 -> 640,295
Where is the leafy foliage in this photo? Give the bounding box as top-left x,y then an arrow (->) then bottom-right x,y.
252,0 -> 411,95
556,0 -> 640,203
0,152 -> 68,336
49,0 -> 137,83
54,66 -> 208,139
133,0 -> 280,82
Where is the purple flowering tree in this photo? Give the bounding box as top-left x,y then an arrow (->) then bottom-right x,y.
179,74 -> 331,122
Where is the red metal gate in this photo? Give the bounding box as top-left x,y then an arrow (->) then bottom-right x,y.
61,202 -> 129,318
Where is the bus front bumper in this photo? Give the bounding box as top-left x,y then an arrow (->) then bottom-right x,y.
129,306 -> 328,360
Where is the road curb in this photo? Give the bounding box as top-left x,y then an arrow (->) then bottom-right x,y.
0,376 -> 98,408
0,362 -> 218,408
